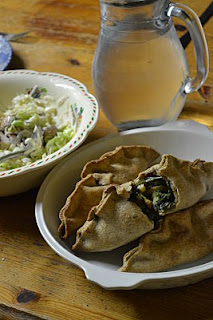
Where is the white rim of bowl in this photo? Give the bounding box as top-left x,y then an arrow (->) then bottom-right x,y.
0,70 -> 99,178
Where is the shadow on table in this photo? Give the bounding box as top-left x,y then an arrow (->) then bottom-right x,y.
108,276 -> 213,319
6,50 -> 26,70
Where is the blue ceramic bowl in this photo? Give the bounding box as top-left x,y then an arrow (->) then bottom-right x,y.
0,35 -> 12,70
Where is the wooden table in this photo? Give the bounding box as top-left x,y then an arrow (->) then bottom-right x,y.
0,0 -> 212,319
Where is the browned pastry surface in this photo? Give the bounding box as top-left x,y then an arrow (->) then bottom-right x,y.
72,186 -> 154,252
58,145 -> 160,238
120,199 -> 213,273
136,154 -> 213,215
71,154 -> 213,253
58,175 -> 105,238
81,145 -> 161,184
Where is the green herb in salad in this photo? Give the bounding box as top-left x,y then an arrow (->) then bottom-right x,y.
0,85 -> 82,171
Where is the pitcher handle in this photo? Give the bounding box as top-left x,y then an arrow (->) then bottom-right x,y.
166,3 -> 209,94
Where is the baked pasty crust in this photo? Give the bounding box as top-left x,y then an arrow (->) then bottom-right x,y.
58,175 -> 105,239
58,145 -> 160,238
72,186 -> 154,252
135,154 -> 213,215
120,199 -> 213,273
72,154 -> 213,252
81,145 -> 161,184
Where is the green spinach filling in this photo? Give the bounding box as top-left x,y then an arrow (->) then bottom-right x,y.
130,175 -> 175,227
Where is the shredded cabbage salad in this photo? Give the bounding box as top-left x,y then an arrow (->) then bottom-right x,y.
0,86 -> 78,171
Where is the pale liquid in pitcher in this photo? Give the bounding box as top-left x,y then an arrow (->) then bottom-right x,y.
93,26 -> 188,130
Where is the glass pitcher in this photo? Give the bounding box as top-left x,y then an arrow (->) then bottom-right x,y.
92,0 -> 209,131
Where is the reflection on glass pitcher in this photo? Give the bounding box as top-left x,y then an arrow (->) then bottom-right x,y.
92,0 -> 209,131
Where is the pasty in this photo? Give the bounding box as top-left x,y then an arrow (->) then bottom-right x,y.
72,186 -> 154,252
120,199 -> 213,273
58,175 -> 105,238
58,145 -> 160,239
72,154 -> 213,252
128,154 -> 213,217
81,145 -> 161,184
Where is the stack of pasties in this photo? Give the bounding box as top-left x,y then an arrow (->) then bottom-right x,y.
58,145 -> 213,273
58,145 -> 160,238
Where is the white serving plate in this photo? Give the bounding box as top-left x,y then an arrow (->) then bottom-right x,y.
35,120 -> 213,290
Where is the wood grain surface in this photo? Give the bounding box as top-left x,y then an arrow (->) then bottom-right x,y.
0,0 -> 213,319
